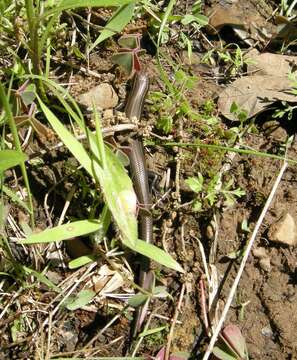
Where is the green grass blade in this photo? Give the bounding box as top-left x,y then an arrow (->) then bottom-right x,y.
93,106 -> 107,169
0,150 -> 28,172
0,82 -> 34,222
68,255 -> 96,269
21,219 -> 102,244
38,97 -> 94,176
157,0 -> 176,48
124,239 -> 184,273
139,326 -> 166,337
23,266 -> 61,292
43,0 -> 135,17
89,3 -> 135,52
157,141 -> 297,165
2,185 -> 30,212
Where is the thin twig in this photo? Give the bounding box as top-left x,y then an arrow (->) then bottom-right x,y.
51,55 -> 103,79
83,306 -> 129,353
196,237 -> 210,285
202,160 -> 288,360
165,283 -> 186,360
27,124 -> 137,161
199,279 -> 210,335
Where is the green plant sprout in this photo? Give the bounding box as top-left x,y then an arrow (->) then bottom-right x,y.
229,102 -> 248,123
185,173 -> 245,211
273,71 -> 297,121
203,46 -> 255,78
150,68 -> 217,134
149,0 -> 208,59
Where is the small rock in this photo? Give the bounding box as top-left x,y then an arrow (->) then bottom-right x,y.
253,247 -> 271,271
263,120 -> 287,142
253,246 -> 267,259
46,270 -> 63,284
78,83 -> 118,110
259,257 -> 271,272
206,225 -> 215,240
268,213 -> 297,246
103,109 -> 114,120
261,324 -> 273,337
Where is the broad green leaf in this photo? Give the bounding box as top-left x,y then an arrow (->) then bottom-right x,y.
230,101 -> 238,113
212,347 -> 237,360
193,200 -> 202,212
222,325 -> 248,359
89,3 -> 135,52
82,111 -> 138,247
0,150 -> 27,172
181,14 -> 197,25
20,83 -> 36,106
153,286 -> 171,298
66,289 -> 96,310
118,34 -> 139,49
44,0 -> 135,17
112,52 -> 133,75
193,14 -> 208,26
125,239 -> 184,273
185,175 -> 203,193
128,293 -> 149,307
69,255 -> 96,269
93,145 -> 138,247
21,219 -> 102,244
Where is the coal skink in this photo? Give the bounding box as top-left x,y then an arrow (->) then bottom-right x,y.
125,71 -> 153,336
125,71 -> 152,249
125,71 -> 150,121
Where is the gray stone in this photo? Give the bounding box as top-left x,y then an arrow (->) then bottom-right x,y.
78,83 -> 118,110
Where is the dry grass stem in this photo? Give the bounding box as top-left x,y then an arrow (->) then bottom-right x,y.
202,160 -> 288,360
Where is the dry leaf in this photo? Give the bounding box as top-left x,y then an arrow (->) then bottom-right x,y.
246,49 -> 297,76
218,75 -> 297,120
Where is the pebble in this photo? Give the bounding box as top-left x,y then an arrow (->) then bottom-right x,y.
103,109 -> 114,120
261,325 -> 273,337
262,120 -> 287,142
253,247 -> 271,272
259,257 -> 271,272
268,213 -> 297,246
78,83 -> 118,110
253,246 -> 267,259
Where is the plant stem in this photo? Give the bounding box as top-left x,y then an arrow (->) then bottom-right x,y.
0,82 -> 34,228
25,0 -> 37,71
156,0 -> 176,93
25,0 -> 47,100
